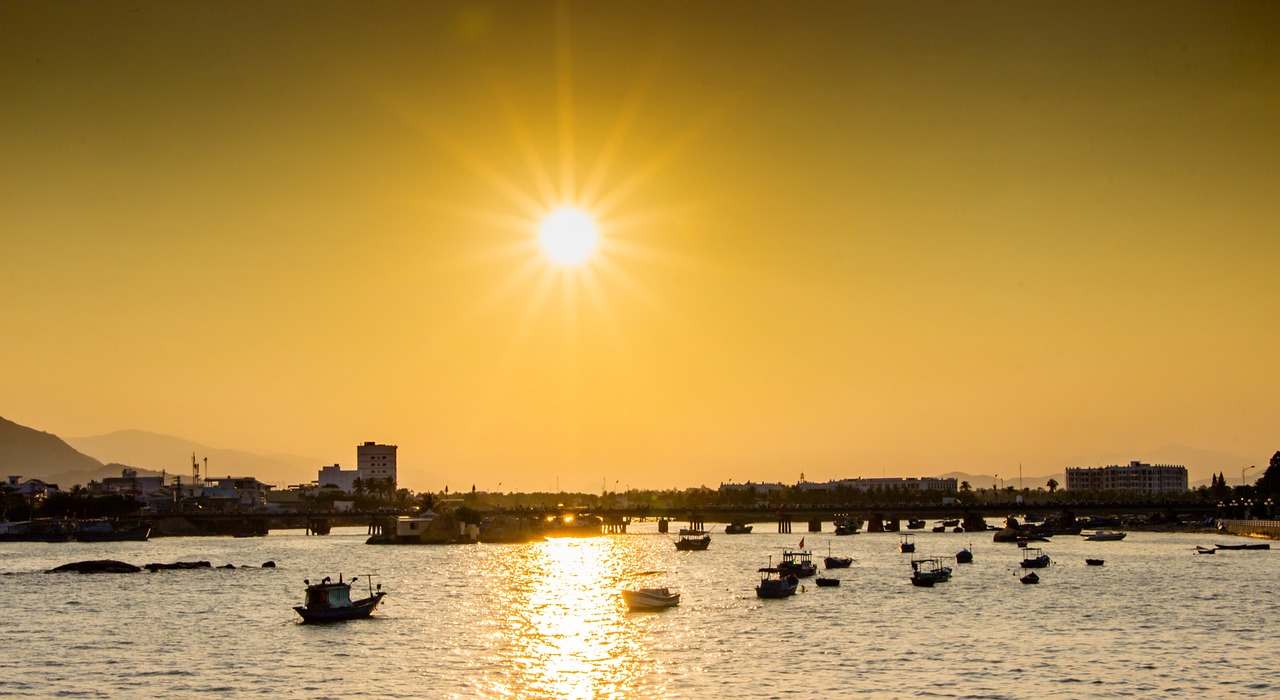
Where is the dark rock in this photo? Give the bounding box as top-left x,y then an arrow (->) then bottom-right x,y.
221,564 -> 236,569
144,561 -> 213,572
47,560 -> 141,574
261,561 -> 276,568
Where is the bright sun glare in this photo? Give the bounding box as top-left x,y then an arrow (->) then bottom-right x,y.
538,206 -> 599,265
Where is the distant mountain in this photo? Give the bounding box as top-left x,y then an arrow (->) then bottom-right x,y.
0,415 -> 103,480
66,430 -> 319,487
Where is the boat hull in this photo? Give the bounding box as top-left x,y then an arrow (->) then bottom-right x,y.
622,589 -> 680,610
294,593 -> 385,623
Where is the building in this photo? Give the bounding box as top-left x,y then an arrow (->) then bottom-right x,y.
318,464 -> 358,492
816,477 -> 958,493
1065,461 -> 1188,494
317,441 -> 398,494
5,476 -> 59,501
357,441 -> 397,486
202,476 -> 274,508
90,468 -> 166,497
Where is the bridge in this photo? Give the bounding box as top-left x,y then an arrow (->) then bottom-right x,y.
141,500 -> 1220,537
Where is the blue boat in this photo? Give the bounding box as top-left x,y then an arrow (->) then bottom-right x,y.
294,574 -> 385,623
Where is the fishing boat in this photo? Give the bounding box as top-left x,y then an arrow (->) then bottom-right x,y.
1020,548 -> 1051,569
900,534 -> 916,553
756,568 -> 800,598
832,518 -> 862,536
621,587 -> 680,610
1020,571 -> 1040,584
675,535 -> 711,551
1083,530 -> 1127,541
907,518 -> 926,530
955,546 -> 974,564
778,549 -> 817,578
911,557 -> 951,582
814,577 -> 840,587
725,522 -> 753,534
293,574 -> 385,623
824,544 -> 852,569
1195,546 -> 1217,554
1085,558 -> 1105,566
1214,543 -> 1270,550
910,566 -> 938,587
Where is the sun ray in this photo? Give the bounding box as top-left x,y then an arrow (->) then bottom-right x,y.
555,0 -> 576,204
492,85 -> 559,209
576,48 -> 665,212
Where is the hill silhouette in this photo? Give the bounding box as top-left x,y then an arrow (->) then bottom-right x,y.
0,415 -> 103,480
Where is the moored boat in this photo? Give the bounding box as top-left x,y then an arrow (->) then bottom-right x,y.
725,522 -> 753,534
675,535 -> 711,551
1020,571 -> 1040,584
756,568 -> 800,598
1214,543 -> 1270,550
1085,558 -> 1105,566
1020,547 -> 1051,569
814,577 -> 840,587
955,546 -> 974,564
900,534 -> 916,553
911,557 -> 951,582
294,574 -> 385,623
778,549 -> 816,578
1083,530 -> 1126,541
622,587 -> 680,610
824,543 -> 852,569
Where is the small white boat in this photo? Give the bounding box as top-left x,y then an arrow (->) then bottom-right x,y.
622,587 -> 680,610
1083,530 -> 1126,541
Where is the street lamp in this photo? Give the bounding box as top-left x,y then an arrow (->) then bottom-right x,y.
1242,465 -> 1257,487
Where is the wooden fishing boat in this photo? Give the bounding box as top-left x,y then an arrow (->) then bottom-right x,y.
294,574 -> 385,623
756,568 -> 800,598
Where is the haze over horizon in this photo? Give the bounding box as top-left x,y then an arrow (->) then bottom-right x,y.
3,2 -> 1277,494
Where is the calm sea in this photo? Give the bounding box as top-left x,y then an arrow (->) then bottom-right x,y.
1,522 -> 1276,699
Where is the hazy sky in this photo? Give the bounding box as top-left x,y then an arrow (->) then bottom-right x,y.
3,1 -> 1278,491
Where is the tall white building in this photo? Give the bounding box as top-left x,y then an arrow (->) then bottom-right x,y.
357,441 -> 397,486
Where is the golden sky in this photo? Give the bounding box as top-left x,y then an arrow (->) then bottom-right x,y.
3,1 -> 1277,491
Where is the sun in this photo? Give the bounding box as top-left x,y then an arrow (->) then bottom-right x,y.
538,206 -> 599,265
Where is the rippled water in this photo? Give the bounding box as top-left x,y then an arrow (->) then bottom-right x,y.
2,523 -> 1277,699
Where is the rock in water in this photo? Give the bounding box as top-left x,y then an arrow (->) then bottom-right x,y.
47,560 -> 142,574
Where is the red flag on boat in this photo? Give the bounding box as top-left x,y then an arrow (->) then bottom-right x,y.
798,538 -> 804,548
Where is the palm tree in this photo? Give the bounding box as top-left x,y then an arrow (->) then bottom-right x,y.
1046,478 -> 1059,493
959,481 -> 972,492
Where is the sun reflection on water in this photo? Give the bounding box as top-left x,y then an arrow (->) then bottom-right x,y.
480,537 -> 662,699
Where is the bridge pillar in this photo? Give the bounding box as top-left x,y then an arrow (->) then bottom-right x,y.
687,514 -> 705,532
778,516 -> 792,533
808,519 -> 823,532
657,518 -> 670,533
866,515 -> 885,533
603,516 -> 629,534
